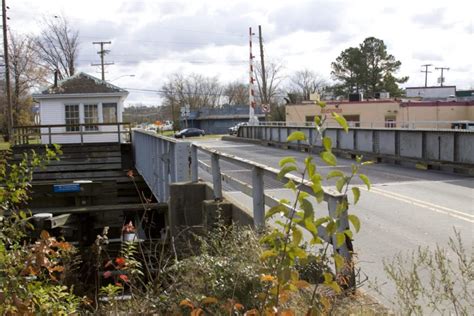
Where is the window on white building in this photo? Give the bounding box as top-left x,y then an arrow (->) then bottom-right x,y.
84,104 -> 99,131
103,103 -> 117,123
65,104 -> 80,132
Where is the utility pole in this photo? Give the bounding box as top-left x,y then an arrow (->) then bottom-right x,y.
91,41 -> 113,81
2,0 -> 12,140
435,67 -> 449,87
258,25 -> 269,120
420,64 -> 432,87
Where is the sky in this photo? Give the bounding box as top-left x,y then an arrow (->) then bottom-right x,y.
10,0 -> 474,105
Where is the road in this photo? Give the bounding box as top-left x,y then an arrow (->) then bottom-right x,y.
193,138 -> 474,310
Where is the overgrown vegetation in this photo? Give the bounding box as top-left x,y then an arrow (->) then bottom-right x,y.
0,145 -> 89,314
373,229 -> 473,316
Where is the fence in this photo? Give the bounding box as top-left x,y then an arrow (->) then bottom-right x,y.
12,123 -> 132,145
133,129 -> 354,286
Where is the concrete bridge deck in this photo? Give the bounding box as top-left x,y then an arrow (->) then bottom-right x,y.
192,138 -> 473,308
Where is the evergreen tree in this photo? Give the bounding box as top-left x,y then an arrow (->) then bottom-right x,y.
331,37 -> 408,98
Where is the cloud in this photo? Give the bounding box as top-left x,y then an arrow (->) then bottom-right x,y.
412,51 -> 443,62
412,8 -> 447,28
268,0 -> 344,37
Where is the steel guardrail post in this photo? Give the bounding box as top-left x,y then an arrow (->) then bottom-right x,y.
211,153 -> 223,200
191,145 -> 198,182
252,166 -> 265,228
327,193 -> 355,289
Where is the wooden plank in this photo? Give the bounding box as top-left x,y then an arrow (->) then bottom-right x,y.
31,203 -> 159,215
33,163 -> 123,173
32,170 -> 128,180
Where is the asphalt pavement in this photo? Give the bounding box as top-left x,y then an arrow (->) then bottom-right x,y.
193,138 -> 474,311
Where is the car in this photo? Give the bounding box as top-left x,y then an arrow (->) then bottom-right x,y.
174,128 -> 205,138
228,122 -> 248,135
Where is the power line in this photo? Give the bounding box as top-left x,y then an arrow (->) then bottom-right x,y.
91,41 -> 113,80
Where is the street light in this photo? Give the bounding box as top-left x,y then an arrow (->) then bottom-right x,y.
109,74 -> 135,82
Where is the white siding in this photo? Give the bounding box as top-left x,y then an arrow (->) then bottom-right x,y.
39,95 -> 126,144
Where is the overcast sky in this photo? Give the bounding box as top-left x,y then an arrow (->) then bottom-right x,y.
11,0 -> 474,105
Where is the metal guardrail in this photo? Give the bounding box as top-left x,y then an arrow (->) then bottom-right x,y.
12,122 -> 132,145
257,120 -> 474,130
133,130 -> 354,285
239,125 -> 474,166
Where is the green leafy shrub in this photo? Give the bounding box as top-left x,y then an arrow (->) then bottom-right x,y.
0,146 -> 86,314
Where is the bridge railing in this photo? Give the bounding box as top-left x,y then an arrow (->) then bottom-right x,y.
133,129 -> 354,286
239,125 -> 474,166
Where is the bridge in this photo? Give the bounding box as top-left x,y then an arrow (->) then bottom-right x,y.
133,126 -> 473,307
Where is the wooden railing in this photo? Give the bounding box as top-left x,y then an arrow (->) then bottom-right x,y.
12,122 -> 132,145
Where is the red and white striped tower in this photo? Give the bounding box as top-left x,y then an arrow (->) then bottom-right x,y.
248,27 -> 258,125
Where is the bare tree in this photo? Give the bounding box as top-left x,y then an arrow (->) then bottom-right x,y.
254,60 -> 285,119
7,32 -> 48,125
34,16 -> 79,80
288,69 -> 327,101
223,81 -> 248,105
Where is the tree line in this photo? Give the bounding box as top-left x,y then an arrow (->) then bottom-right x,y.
1,15 -> 408,131
1,16 -> 79,133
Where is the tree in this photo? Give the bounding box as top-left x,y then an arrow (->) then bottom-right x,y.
223,81 -> 248,105
8,32 -> 48,125
254,60 -> 285,120
34,16 -> 79,80
288,69 -> 327,101
331,37 -> 408,98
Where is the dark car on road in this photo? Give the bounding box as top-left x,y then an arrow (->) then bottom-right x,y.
174,128 -> 205,138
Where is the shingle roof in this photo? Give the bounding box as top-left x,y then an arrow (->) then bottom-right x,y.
40,72 -> 128,95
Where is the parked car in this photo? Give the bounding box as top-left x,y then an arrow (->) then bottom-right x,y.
174,128 -> 205,138
228,122 -> 248,135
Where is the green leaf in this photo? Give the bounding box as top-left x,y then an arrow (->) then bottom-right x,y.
292,227 -> 303,245
323,272 -> 333,284
314,217 -> 330,227
334,253 -> 344,270
348,214 -> 361,233
322,136 -> 332,151
261,250 -> 278,260
314,115 -> 321,125
278,165 -> 297,179
320,151 -> 337,166
359,173 -> 371,190
352,187 -> 360,204
284,179 -> 296,191
287,131 -> 306,142
265,205 -> 288,219
332,112 -> 349,133
318,101 -> 327,108
362,160 -> 374,166
279,156 -> 297,167
343,229 -> 353,239
335,232 -> 346,248
305,157 -> 315,178
297,191 -> 310,203
327,170 -> 344,180
304,217 -> 317,235
336,177 -> 347,193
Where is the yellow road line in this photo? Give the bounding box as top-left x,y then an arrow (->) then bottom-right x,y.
371,187 -> 474,219
364,187 -> 474,224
